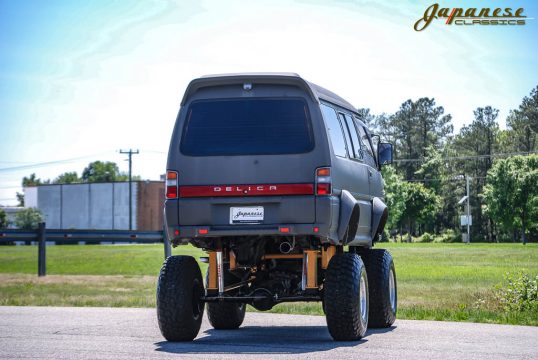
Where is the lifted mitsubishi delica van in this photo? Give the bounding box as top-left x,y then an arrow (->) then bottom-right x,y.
157,73 -> 396,341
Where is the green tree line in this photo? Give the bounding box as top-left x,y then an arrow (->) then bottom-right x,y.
366,85 -> 538,243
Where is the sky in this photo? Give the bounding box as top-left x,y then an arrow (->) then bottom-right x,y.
1,0 -> 537,205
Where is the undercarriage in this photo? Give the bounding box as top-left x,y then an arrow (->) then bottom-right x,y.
199,236 -> 337,310
157,236 -> 397,342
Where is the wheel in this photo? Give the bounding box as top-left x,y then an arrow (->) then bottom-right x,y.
156,256 -> 204,341
207,301 -> 246,329
357,248 -> 397,328
205,271 -> 246,329
324,253 -> 369,341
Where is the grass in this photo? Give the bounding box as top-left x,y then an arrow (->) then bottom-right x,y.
0,242 -> 537,325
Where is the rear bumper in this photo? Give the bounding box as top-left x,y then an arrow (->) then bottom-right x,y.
168,223 -> 328,241
164,195 -> 341,245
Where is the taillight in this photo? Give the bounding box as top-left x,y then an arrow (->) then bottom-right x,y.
166,170 -> 178,199
315,167 -> 332,195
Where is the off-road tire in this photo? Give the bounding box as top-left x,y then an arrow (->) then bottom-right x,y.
324,253 -> 369,341
206,272 -> 246,329
357,248 -> 397,328
207,302 -> 246,329
157,256 -> 204,341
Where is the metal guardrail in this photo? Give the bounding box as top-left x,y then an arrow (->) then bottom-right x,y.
0,223 -> 172,276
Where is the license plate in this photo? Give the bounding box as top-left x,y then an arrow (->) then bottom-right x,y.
230,207 -> 264,224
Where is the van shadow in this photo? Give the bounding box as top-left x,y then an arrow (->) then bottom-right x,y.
154,325 -> 396,354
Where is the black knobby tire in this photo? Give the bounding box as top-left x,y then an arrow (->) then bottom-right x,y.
205,272 -> 246,329
156,256 -> 204,341
207,302 -> 246,329
358,248 -> 397,328
324,253 -> 369,341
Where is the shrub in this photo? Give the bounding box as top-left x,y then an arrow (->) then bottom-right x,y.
495,273 -> 538,312
416,232 -> 434,243
433,229 -> 459,243
14,208 -> 44,229
378,228 -> 390,242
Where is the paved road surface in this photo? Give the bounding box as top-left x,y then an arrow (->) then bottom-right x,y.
0,306 -> 537,359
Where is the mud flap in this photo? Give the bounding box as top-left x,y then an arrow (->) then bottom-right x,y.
337,190 -> 361,244
371,197 -> 388,241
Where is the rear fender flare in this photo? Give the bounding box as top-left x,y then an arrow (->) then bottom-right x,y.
337,190 -> 361,244
371,197 -> 388,241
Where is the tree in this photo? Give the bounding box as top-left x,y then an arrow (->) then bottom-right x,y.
415,145 -> 463,233
14,208 -> 44,229
505,85 -> 538,153
386,98 -> 452,179
22,173 -> 45,186
400,181 -> 439,238
16,193 -> 25,207
519,85 -> 538,133
357,108 -> 378,130
17,173 -> 48,207
381,166 -> 407,231
81,161 -> 128,183
452,106 -> 500,241
483,155 -> 538,244
53,172 -> 80,184
0,208 -> 8,228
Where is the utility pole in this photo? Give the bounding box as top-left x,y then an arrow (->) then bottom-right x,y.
120,149 -> 139,230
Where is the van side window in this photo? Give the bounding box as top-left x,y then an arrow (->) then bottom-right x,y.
337,113 -> 355,158
357,124 -> 376,168
343,114 -> 362,160
320,104 -> 348,157
363,126 -> 378,164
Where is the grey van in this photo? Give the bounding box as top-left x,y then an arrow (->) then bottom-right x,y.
157,73 -> 396,341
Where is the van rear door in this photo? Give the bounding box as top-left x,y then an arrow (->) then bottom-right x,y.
172,97 -> 323,226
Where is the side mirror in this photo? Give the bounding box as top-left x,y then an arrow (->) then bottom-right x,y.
377,142 -> 393,166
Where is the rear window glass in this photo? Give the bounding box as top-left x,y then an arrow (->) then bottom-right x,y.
320,104 -> 347,157
181,98 -> 314,156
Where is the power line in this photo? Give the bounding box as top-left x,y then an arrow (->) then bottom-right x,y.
405,177 -> 486,182
0,152 -> 115,173
140,149 -> 166,154
393,150 -> 538,163
0,161 -> 36,165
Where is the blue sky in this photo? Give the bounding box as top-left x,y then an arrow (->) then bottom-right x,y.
1,0 -> 537,205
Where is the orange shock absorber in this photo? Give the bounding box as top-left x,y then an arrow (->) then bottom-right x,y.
302,250 -> 319,290
321,245 -> 336,269
207,251 -> 218,293
216,249 -> 224,295
229,250 -> 237,271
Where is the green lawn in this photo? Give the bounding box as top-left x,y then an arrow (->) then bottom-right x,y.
0,243 -> 536,325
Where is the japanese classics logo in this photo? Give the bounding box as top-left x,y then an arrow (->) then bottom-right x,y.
414,3 -> 530,31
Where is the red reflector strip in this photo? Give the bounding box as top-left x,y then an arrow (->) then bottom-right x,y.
279,227 -> 290,233
198,229 -> 208,235
179,184 -> 314,198
174,229 -> 180,236
313,227 -> 319,233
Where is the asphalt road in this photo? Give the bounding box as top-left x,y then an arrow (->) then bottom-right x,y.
0,306 -> 537,360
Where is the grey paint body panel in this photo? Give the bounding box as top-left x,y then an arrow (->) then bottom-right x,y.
166,73 -> 386,247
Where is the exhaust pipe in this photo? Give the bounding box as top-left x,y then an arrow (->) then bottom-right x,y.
279,241 -> 292,254
279,241 -> 294,254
